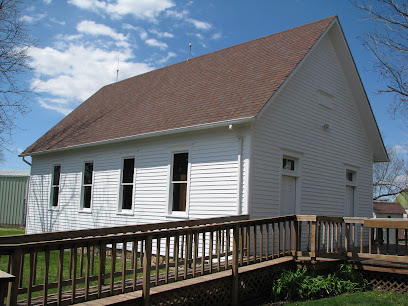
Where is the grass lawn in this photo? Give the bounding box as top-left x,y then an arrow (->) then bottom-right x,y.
0,226 -> 25,236
285,291 -> 408,305
0,228 -> 145,302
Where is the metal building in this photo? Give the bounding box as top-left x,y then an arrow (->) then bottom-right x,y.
0,170 -> 30,227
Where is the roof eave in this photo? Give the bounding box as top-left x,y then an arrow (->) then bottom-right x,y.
20,117 -> 255,157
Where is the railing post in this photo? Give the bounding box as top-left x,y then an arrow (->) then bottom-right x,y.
232,225 -> 240,306
345,223 -> 350,257
310,220 -> 317,262
98,243 -> 106,298
143,235 -> 152,306
8,248 -> 22,306
0,271 -> 15,306
292,219 -> 299,259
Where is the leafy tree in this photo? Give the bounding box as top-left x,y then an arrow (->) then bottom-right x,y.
354,0 -> 408,120
0,0 -> 34,160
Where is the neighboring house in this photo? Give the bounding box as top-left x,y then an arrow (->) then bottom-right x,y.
394,192 -> 408,218
373,201 -> 406,219
0,170 -> 30,227
373,201 -> 406,243
21,16 -> 388,234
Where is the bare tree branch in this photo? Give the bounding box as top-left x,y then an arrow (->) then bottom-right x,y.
0,0 -> 34,156
354,0 -> 408,121
373,147 -> 408,200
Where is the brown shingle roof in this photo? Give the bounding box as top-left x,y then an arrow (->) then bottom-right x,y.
373,202 -> 406,215
23,16 -> 336,155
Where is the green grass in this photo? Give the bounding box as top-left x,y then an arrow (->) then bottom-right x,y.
0,245 -> 143,301
286,291 -> 408,305
0,226 -> 25,236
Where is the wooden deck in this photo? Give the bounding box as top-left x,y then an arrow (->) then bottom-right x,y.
1,215 -> 407,305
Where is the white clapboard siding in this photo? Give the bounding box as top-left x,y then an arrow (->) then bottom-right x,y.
26,127 -> 246,233
250,33 -> 373,219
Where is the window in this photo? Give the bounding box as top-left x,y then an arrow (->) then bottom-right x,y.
81,162 -> 93,209
346,170 -> 354,183
283,158 -> 295,171
120,158 -> 135,211
171,152 -> 189,212
51,165 -> 61,207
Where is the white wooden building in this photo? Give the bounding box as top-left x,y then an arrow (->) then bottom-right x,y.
21,16 -> 388,234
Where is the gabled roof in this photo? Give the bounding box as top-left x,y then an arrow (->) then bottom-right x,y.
22,16 -> 387,161
373,202 -> 406,215
22,16 -> 336,155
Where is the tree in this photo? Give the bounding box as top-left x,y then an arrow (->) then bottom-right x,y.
354,0 -> 408,120
0,0 -> 33,158
373,147 -> 408,200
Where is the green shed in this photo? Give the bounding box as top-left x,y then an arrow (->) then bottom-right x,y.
0,170 -> 30,227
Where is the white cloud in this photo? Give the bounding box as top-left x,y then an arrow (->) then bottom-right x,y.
212,32 -> 222,40
69,0 -> 174,20
187,18 -> 211,30
77,20 -> 127,41
30,44 -> 154,114
393,144 -> 408,154
195,33 -> 204,40
50,17 -> 66,26
150,29 -> 174,38
55,34 -> 84,42
38,99 -> 74,115
165,9 -> 188,19
123,24 -> 148,40
68,0 -> 106,12
157,51 -> 176,64
21,13 -> 47,23
145,38 -> 168,49
43,0 -> 52,4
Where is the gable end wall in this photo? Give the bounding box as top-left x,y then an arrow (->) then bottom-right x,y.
251,33 -> 373,218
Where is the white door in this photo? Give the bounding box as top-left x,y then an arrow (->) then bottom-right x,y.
281,175 -> 296,215
345,185 -> 354,217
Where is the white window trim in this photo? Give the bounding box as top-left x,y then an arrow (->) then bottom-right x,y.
166,148 -> 191,218
49,163 -> 62,210
279,149 -> 303,215
79,160 -> 94,213
117,156 -> 136,215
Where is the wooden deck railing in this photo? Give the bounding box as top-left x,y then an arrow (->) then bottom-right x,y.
0,214 -> 407,305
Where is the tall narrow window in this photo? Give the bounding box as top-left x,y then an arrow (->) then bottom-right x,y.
51,165 -> 61,207
171,152 -> 189,212
120,158 -> 135,210
81,162 -> 93,209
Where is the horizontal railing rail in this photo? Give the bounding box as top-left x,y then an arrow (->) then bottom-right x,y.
0,214 -> 407,305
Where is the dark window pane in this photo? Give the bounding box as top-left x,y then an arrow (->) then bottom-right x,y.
52,187 -> 59,207
53,165 -> 61,185
83,186 -> 92,208
172,183 -> 187,211
122,185 -> 133,210
346,171 -> 353,182
84,162 -> 93,184
122,158 -> 135,184
173,153 -> 188,181
283,158 -> 295,171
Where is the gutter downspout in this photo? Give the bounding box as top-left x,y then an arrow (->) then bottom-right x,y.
229,124 -> 243,215
22,156 -> 31,166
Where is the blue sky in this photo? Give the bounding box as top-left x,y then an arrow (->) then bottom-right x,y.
1,0 -> 406,170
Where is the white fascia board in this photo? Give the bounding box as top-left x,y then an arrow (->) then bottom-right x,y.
20,117 -> 255,157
